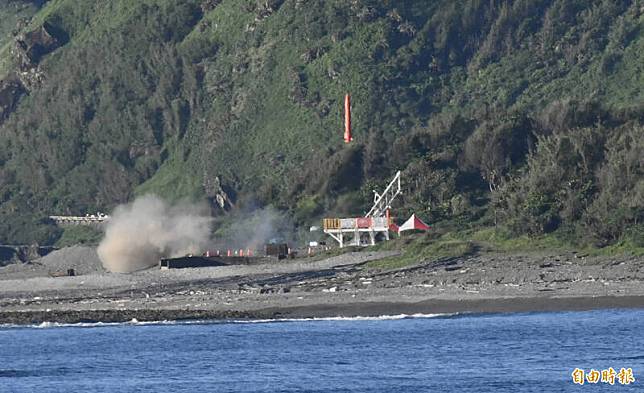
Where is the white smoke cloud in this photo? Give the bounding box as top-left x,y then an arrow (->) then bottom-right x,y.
97,195 -> 212,273
213,207 -> 294,250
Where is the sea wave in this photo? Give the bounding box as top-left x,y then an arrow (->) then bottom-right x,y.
0,313 -> 458,329
0,319 -> 184,330
232,313 -> 456,323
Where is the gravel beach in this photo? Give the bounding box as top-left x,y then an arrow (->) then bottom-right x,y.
0,247 -> 643,324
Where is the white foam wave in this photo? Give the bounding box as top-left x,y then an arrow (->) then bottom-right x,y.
231,313 -> 455,324
0,319 -> 184,330
0,313 -> 456,329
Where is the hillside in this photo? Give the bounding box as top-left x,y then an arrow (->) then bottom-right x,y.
0,0 -> 642,247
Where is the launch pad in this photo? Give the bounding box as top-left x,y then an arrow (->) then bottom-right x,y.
323,171 -> 402,248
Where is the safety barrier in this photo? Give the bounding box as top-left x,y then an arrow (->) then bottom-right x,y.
323,218 -> 341,230
324,217 -> 388,230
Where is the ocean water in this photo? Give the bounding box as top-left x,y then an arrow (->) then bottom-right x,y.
0,309 -> 642,392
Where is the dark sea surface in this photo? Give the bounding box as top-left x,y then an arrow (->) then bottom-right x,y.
1,309 -> 642,392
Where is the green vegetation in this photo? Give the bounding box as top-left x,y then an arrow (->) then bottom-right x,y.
55,225 -> 103,247
367,226 -> 643,271
0,0 -> 641,248
0,1 -> 41,77
135,156 -> 204,202
366,234 -> 476,270
457,225 -> 644,257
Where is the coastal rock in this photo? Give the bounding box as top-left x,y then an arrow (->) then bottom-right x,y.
0,250 -> 641,325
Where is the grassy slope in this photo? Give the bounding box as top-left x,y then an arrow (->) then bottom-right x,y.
367,228 -> 644,271
0,0 -> 641,245
54,225 -> 102,247
0,1 -> 42,78
183,0 -> 643,193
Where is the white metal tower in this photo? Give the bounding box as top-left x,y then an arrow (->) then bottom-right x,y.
323,171 -> 402,248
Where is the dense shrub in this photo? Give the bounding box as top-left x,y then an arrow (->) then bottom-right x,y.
0,0 -> 641,245
494,123 -> 643,243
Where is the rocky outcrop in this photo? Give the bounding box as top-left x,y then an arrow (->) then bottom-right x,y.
0,23 -> 64,124
12,22 -> 62,90
15,23 -> 61,66
203,175 -> 235,211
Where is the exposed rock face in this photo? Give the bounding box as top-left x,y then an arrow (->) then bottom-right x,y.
12,23 -> 62,90
203,175 -> 235,211
0,77 -> 26,122
0,23 -> 64,124
15,23 -> 61,66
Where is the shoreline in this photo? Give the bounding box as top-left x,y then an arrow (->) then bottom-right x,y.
2,248 -> 643,326
2,295 -> 643,325
267,295 -> 644,318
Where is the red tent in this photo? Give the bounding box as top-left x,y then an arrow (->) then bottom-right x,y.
389,222 -> 400,233
398,214 -> 430,233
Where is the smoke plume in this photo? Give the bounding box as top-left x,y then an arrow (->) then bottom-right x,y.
98,195 -> 212,273
213,207 -> 294,250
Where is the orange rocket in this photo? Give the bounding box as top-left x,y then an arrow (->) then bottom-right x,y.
344,93 -> 353,143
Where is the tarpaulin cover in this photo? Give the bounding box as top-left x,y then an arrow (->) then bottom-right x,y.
398,214 -> 430,232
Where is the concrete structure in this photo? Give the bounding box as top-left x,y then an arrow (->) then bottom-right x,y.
160,256 -> 267,269
49,213 -> 109,226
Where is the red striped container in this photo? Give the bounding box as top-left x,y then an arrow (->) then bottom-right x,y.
356,217 -> 372,228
